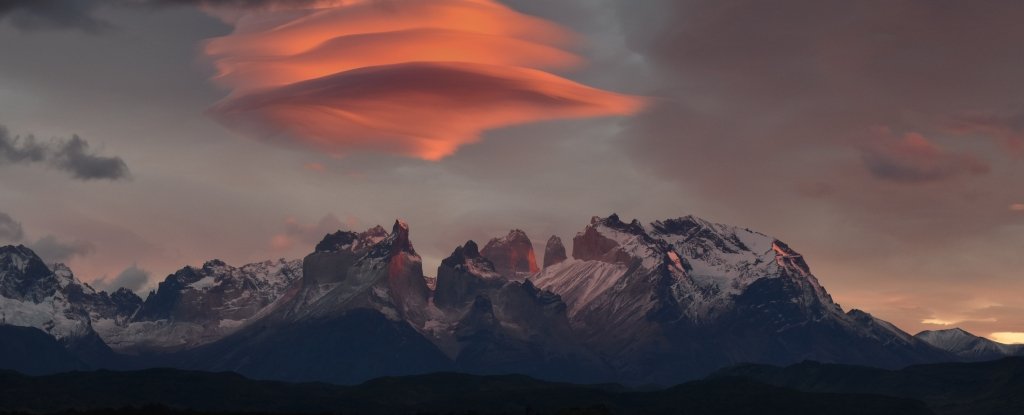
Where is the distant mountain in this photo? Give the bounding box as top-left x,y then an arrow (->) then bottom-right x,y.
915,328 -> 1024,361
108,258 -> 301,353
0,245 -> 119,365
0,367 -> 934,415
715,356 -> 1024,415
1,213 -> 1011,386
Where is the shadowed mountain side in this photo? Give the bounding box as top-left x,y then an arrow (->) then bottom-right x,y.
171,308 -> 451,385
0,325 -> 86,375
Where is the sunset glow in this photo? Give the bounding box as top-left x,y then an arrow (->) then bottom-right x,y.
202,0 -> 643,160
990,332 -> 1024,344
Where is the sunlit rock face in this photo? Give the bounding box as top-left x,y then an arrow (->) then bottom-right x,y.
480,229 -> 539,280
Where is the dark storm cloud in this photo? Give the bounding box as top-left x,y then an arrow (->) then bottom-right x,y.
0,126 -> 130,181
28,235 -> 95,264
92,264 -> 151,292
0,0 -> 111,33
0,211 -> 25,243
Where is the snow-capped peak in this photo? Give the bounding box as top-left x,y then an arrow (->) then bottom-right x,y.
573,214 -> 663,268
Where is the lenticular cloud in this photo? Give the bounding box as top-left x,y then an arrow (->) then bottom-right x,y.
202,0 -> 644,160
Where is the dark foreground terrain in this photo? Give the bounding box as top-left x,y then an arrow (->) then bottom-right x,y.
0,369 -> 927,415
0,358 -> 1020,415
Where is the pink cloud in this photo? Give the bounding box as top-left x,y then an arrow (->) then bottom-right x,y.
201,0 -> 644,160
859,129 -> 990,183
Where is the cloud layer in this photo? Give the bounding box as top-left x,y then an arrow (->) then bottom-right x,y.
0,125 -> 130,180
202,0 -> 643,160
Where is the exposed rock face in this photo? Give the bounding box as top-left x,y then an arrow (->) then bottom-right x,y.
542,236 -> 567,268
0,245 -> 63,302
434,241 -> 504,308
480,229 -> 538,279
281,220 -> 431,325
304,226 -> 389,287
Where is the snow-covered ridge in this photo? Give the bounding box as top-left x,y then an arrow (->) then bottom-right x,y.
103,257 -> 302,352
915,328 -> 1024,360
534,213 -> 843,322
0,246 -> 105,342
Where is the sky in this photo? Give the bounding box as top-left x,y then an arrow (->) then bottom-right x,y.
0,0 -> 1022,344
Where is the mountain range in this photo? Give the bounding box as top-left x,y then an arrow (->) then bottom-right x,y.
0,213 -> 1020,385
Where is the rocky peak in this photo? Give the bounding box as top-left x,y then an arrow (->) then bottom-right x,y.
434,241 -> 504,308
480,229 -> 538,279
360,225 -> 389,244
315,225 -> 390,255
201,259 -> 229,272
543,235 -> 567,268
440,240 -> 487,268
315,231 -> 359,253
0,245 -> 61,302
573,214 -> 662,267
771,240 -> 811,274
110,287 -> 144,306
388,219 -> 416,256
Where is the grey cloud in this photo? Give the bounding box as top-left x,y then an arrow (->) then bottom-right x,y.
0,0 -> 111,33
92,264 -> 151,292
0,0 -> 321,33
0,211 -> 25,243
0,126 -> 130,181
28,235 -> 96,264
51,135 -> 131,180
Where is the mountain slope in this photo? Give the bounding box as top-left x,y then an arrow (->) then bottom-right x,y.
173,221 -> 451,384
0,245 -> 118,365
532,214 -> 951,384
0,325 -> 87,375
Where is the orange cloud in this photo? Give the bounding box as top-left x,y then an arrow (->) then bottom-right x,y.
201,0 -> 643,160
303,162 -> 326,173
990,332 -> 1024,344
